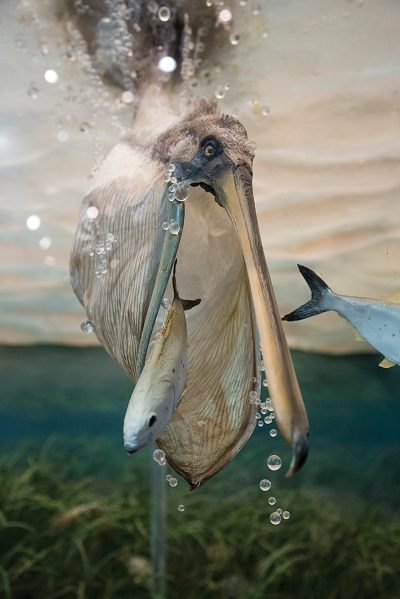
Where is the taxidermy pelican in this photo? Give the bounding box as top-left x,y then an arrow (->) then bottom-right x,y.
70,92 -> 309,487
69,3 -> 309,488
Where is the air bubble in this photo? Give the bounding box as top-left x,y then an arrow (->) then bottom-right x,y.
162,298 -> 170,309
153,449 -> 165,463
169,477 -> 178,487
178,504 -> 185,512
174,187 -> 189,202
27,84 -> 39,99
162,222 -> 169,230
80,321 -> 93,333
44,69 -> 58,83
268,497 -> 276,505
251,377 -> 257,383
263,380 -> 268,387
267,455 -> 282,471
158,457 -> 166,466
26,215 -> 41,230
57,130 -> 69,142
219,8 -> 232,22
270,429 -> 277,437
158,6 -> 171,21
270,512 -> 281,525
166,474 -> 172,481
169,222 -> 180,235
87,206 -> 99,219
147,1 -> 158,14
282,511 -> 290,520
229,33 -> 240,45
79,122 -> 90,134
277,508 -> 282,515
259,479 -> 271,492
121,91 -> 135,104
258,420 -> 264,427
257,361 -> 265,371
215,85 -> 226,99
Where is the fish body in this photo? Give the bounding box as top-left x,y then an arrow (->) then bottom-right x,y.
123,264 -> 200,454
283,265 -> 400,366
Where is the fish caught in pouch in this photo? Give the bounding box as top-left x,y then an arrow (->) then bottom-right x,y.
123,261 -> 200,455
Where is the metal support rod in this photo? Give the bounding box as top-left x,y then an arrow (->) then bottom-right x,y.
150,453 -> 167,599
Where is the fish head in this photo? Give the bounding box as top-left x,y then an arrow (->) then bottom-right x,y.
123,382 -> 176,454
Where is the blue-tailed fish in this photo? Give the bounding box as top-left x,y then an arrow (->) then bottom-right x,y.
283,264 -> 400,367
124,261 -> 200,455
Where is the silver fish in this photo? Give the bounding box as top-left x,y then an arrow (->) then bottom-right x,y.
283,265 -> 400,367
123,262 -> 200,455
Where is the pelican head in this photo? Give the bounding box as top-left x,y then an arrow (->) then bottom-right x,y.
70,98 -> 309,488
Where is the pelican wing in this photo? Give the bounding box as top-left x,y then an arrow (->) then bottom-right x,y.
70,142 -> 168,383
156,187 -> 260,488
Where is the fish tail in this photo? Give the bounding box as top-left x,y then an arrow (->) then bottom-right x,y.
172,259 -> 201,311
282,264 -> 330,322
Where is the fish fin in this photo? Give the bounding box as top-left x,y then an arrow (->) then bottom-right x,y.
384,291 -> 400,303
282,264 -> 331,322
181,298 -> 201,311
379,357 -> 396,368
172,259 -> 201,310
347,322 -> 364,341
338,316 -> 365,341
354,329 -> 364,342
176,380 -> 188,408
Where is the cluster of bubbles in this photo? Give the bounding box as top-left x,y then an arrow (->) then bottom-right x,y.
153,449 -> 167,466
88,233 -> 118,279
164,164 -> 190,203
165,461 -> 185,512
180,14 -> 210,103
214,83 -> 230,100
248,99 -> 270,117
162,220 -> 180,235
259,458 -> 291,525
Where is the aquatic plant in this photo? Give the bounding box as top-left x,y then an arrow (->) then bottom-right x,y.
1,454 -> 399,599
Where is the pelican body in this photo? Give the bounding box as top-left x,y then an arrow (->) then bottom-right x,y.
283,265 -> 400,367
124,264 -> 200,454
70,97 -> 309,486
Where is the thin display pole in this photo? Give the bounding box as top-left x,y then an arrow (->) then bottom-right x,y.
150,454 -> 167,599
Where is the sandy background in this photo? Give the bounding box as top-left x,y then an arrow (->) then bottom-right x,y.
1,0 -> 400,353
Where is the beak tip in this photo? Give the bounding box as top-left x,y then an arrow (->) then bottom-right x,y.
285,431 -> 309,478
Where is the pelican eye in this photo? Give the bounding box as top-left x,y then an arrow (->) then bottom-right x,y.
149,415 -> 157,428
203,141 -> 218,158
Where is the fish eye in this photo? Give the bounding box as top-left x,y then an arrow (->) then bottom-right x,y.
149,415 -> 157,428
203,140 -> 218,158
